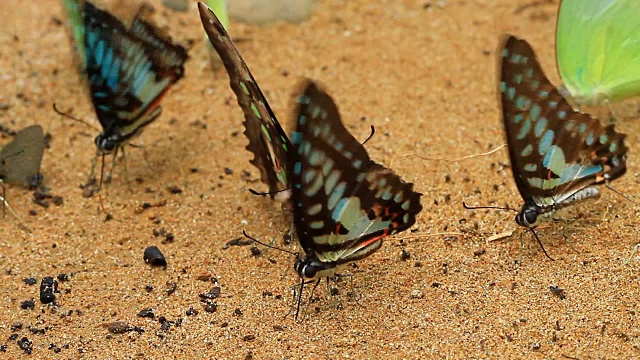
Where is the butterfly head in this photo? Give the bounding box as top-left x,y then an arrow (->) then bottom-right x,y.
95,133 -> 122,154
515,201 -> 541,228
294,254 -> 339,280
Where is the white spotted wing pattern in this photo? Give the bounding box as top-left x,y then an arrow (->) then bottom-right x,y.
500,36 -> 628,227
290,80 -> 422,279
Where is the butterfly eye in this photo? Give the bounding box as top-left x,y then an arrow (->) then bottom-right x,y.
516,206 -> 539,228
95,136 -> 116,153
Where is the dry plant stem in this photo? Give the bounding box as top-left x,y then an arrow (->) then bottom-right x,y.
402,144 -> 506,162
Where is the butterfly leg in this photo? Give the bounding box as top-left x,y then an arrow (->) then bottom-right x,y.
326,274 -> 348,310
82,153 -> 102,198
120,147 -> 133,192
0,180 -> 5,217
528,228 -> 554,261
303,278 -> 322,318
128,143 -> 154,173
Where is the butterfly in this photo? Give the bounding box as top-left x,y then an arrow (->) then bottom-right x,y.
556,0 -> 640,106
61,0 -> 188,180
500,35 -> 628,233
198,2 -> 292,204
0,125 -> 45,188
289,80 -> 423,284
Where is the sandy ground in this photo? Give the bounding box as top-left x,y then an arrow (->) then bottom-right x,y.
1,0 -> 640,358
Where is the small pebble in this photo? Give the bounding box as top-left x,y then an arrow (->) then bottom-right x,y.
20,300 -> 35,310
23,277 -> 37,285
250,246 -> 261,256
137,308 -> 155,319
105,321 -> 132,334
143,246 -> 167,267
39,276 -> 58,304
199,286 -> 221,300
17,337 -> 32,354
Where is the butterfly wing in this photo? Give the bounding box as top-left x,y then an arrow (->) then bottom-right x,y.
61,0 -> 87,73
198,3 -> 292,203
0,125 -> 45,187
290,80 -> 422,265
81,1 -> 187,142
500,36 -> 628,211
556,0 -> 640,105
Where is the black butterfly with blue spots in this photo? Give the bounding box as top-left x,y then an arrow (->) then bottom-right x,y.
290,81 -> 423,282
499,35 -> 628,228
62,0 -> 188,167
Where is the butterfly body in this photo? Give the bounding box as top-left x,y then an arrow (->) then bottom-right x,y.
63,0 -> 188,155
500,35 -> 628,228
198,2 -> 292,204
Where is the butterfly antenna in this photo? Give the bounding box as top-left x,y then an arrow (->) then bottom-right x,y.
53,103 -> 101,132
462,201 -> 519,213
242,230 -> 297,256
361,125 -> 375,146
606,184 -> 640,207
528,227 -> 554,261
248,188 -> 290,197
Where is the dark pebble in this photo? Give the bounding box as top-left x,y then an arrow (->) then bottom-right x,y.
224,167 -> 233,175
550,285 -> 566,300
20,300 -> 35,310
145,285 -> 154,292
11,323 -> 23,331
273,325 -> 285,331
473,248 -> 486,256
250,246 -> 261,256
243,334 -> 255,342
29,327 -> 45,335
17,337 -> 32,354
186,308 -> 198,316
162,233 -> 174,244
143,246 -> 167,267
8,334 -> 18,341
23,277 -> 37,285
40,277 -> 58,304
137,308 -> 155,318
29,209 -> 37,216
57,273 -> 69,282
167,185 -> 182,194
199,286 -> 221,300
165,282 -> 177,295
0,344 -> 6,352
234,308 -> 243,316
223,237 -> 253,249
401,249 -> 411,261
52,196 -> 63,206
203,303 -> 217,313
